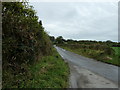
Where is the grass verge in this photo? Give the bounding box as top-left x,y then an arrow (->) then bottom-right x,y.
3,48 -> 69,88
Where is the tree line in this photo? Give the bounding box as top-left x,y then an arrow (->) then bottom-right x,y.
49,36 -> 120,55
50,36 -> 119,46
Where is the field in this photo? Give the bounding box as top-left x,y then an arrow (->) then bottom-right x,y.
112,47 -> 120,56
110,47 -> 120,66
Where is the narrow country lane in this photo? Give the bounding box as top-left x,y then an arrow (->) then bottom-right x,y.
54,46 -> 119,88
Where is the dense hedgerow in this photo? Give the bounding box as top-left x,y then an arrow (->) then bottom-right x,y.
2,2 -> 52,75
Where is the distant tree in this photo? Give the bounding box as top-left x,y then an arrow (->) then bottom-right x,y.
49,36 -> 55,43
67,39 -> 74,44
56,36 -> 64,44
106,40 -> 113,47
106,40 -> 112,43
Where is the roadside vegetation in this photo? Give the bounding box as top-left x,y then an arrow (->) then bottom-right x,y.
3,48 -> 69,88
53,36 -> 120,66
2,2 -> 69,88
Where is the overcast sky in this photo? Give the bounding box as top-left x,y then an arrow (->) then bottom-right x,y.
29,2 -> 118,42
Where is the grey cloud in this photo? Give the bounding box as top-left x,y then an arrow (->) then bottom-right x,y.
29,2 -> 118,41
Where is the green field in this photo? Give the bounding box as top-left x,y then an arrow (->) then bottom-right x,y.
112,47 -> 120,56
110,47 -> 120,66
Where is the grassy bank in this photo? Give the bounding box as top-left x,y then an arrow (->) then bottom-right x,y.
3,48 -> 69,88
58,45 -> 120,66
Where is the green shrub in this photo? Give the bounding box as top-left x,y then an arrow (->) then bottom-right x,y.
2,2 -> 52,86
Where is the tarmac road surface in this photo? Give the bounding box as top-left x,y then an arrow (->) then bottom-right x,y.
54,46 -> 119,88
